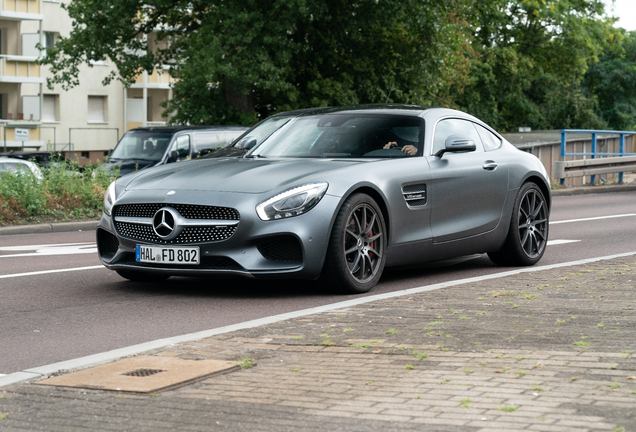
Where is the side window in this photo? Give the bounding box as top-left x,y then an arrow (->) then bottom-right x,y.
475,124 -> 502,151
432,118 -> 484,155
171,135 -> 191,159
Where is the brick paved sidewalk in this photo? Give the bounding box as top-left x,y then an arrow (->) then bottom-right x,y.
1,256 -> 635,431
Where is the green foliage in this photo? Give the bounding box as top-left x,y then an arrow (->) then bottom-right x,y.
453,0 -> 617,131
40,0 -> 471,125
0,157 -> 111,224
584,31 -> 636,130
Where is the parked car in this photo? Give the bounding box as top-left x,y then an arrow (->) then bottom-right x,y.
100,125 -> 249,177
96,105 -> 551,293
0,157 -> 43,180
0,151 -> 67,169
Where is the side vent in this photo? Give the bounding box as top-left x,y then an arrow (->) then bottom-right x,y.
402,183 -> 427,208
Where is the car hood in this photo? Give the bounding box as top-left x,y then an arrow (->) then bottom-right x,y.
123,157 -> 368,194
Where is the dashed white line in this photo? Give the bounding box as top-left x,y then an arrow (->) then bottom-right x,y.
551,213 -> 636,225
0,266 -> 104,280
547,240 -> 581,246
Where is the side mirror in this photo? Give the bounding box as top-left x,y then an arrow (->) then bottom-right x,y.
241,137 -> 258,150
108,149 -> 113,156
435,135 -> 476,157
168,150 -> 179,163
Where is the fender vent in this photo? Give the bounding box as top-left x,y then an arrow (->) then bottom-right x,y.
402,183 -> 427,207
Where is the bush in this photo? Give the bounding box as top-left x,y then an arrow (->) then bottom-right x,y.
0,157 -> 114,225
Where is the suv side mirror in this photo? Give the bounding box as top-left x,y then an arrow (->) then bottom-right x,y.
168,150 -> 179,163
240,137 -> 258,150
435,135 -> 476,157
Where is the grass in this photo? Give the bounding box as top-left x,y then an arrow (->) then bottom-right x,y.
498,405 -> 517,412
238,358 -> 256,369
0,155 -> 115,225
386,329 -> 400,334
322,340 -> 336,346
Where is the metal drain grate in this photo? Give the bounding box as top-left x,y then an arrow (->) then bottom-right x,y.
121,368 -> 166,377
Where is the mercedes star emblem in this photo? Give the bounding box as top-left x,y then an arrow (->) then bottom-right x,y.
152,207 -> 180,240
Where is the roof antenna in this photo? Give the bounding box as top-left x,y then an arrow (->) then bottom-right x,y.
385,82 -> 395,104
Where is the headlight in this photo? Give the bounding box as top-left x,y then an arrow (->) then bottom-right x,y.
103,181 -> 117,216
256,182 -> 328,221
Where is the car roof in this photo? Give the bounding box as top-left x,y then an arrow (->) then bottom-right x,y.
273,104 -> 436,118
128,125 -> 249,133
0,157 -> 36,165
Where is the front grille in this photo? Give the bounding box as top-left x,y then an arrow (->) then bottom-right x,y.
402,183 -> 427,207
118,253 -> 243,270
114,203 -> 240,220
257,236 -> 303,263
113,203 -> 240,244
115,222 -> 237,245
97,228 -> 119,260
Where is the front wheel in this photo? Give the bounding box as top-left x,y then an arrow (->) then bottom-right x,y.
488,182 -> 549,266
116,269 -> 170,283
321,193 -> 387,294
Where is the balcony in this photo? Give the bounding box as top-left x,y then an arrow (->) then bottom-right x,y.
0,55 -> 42,83
0,0 -> 43,20
131,67 -> 173,89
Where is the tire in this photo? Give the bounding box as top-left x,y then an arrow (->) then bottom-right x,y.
321,193 -> 387,294
488,182 -> 549,266
116,269 -> 170,282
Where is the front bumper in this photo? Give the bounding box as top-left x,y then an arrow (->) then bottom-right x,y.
97,189 -> 339,280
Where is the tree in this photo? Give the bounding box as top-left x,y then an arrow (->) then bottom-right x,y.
584,31 -> 636,131
41,0 -> 472,125
453,0 -> 618,131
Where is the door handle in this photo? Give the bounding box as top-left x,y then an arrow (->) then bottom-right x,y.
482,161 -> 497,171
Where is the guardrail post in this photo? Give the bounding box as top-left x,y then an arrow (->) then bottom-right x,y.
560,131 -> 566,185
590,132 -> 597,184
619,134 -> 625,184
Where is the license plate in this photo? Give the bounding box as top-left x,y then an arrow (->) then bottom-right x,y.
136,245 -> 200,265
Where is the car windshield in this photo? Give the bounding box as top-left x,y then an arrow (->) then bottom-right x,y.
250,114 -> 423,158
110,131 -> 173,161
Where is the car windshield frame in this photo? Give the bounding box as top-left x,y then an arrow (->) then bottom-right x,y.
109,131 -> 175,162
249,113 -> 424,159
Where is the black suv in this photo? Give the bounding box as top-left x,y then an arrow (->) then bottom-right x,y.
101,125 -> 249,177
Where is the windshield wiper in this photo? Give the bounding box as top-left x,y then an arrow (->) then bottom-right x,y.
244,154 -> 267,159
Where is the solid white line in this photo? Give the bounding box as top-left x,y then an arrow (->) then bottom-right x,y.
2,249 -> 635,389
551,213 -> 636,225
0,266 -> 104,280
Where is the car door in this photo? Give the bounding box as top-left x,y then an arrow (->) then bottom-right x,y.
425,117 -> 508,243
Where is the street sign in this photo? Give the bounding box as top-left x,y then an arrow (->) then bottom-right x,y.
15,128 -> 29,141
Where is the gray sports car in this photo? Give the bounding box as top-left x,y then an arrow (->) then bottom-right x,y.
97,105 -> 550,293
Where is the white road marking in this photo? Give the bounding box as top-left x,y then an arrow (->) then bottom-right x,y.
547,240 -> 581,246
0,266 -> 104,280
1,249 -> 635,389
550,213 -> 636,225
0,243 -> 96,258
0,374 -> 5,377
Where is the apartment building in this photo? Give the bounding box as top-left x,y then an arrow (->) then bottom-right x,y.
1,0 -> 173,163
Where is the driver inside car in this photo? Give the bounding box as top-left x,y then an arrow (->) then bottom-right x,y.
382,141 -> 417,155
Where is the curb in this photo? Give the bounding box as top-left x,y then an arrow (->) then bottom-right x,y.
0,220 -> 100,236
551,183 -> 636,196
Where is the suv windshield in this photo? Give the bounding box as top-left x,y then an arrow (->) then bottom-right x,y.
110,131 -> 173,161
251,114 -> 423,158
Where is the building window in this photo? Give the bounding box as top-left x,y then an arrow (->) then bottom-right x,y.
87,96 -> 107,123
42,95 -> 58,122
44,32 -> 57,51
81,151 -> 89,159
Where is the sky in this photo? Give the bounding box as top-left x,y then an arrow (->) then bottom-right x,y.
603,0 -> 636,31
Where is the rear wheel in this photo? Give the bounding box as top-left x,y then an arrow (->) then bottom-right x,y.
321,193 -> 387,294
488,182 -> 549,266
116,270 -> 170,283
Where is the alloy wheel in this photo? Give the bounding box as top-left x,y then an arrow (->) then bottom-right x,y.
343,203 -> 384,282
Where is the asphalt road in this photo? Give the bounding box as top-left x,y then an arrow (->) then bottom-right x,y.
1,191 -> 635,375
